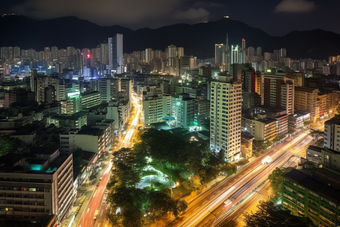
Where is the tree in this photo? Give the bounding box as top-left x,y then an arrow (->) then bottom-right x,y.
304,120 -> 313,126
0,136 -> 21,157
73,148 -> 85,174
268,167 -> 291,196
243,200 -> 315,227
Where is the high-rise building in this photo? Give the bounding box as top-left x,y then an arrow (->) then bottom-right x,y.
30,70 -> 53,104
263,74 -> 295,115
210,72 -> 242,160
61,91 -> 81,114
225,33 -> 231,73
215,44 -> 225,65
100,43 -> 109,65
145,48 -> 154,63
256,47 -> 262,56
171,93 -> 195,128
66,46 -> 75,57
294,87 -> 319,121
324,115 -> 340,151
231,45 -> 240,65
98,78 -> 130,103
280,48 -> 287,58
143,94 -> 171,125
108,34 -> 123,74
264,52 -> 272,61
44,47 -> 51,61
177,47 -> 184,58
242,38 -> 246,50
247,47 -> 255,57
51,46 -> 58,61
13,46 -> 20,58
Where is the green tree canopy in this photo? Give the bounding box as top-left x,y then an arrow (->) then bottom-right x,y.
268,167 -> 291,196
0,136 -> 22,157
243,200 -> 315,227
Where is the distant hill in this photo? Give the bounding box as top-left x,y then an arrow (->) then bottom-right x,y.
1,15 -> 339,60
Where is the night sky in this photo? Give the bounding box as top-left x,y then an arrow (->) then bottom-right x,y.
1,0 -> 339,36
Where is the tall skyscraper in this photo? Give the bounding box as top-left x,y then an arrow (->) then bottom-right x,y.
215,44 -> 225,65
145,48 -> 154,63
263,75 -> 294,115
210,72 -> 242,161
108,34 -> 123,74
100,43 -> 108,65
51,46 -> 58,61
225,33 -> 231,73
242,38 -> 246,50
44,47 -> 51,61
280,48 -> 287,58
247,47 -> 255,57
231,45 -> 240,65
256,47 -> 262,56
13,46 -> 20,58
177,47 -> 184,58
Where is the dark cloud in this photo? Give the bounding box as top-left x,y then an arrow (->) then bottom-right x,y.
1,0 -> 339,36
275,0 -> 315,13
173,8 -> 209,20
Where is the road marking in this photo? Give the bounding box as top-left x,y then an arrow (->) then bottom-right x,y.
87,208 -> 90,213
93,190 -> 97,198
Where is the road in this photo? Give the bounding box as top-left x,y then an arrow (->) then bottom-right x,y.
165,131 -> 309,227
74,92 -> 141,227
197,133 -> 316,227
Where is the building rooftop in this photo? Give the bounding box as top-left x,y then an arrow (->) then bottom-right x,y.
295,87 -> 319,93
150,122 -> 172,130
307,145 -> 322,153
0,153 -> 70,174
285,168 -> 340,204
78,126 -> 104,136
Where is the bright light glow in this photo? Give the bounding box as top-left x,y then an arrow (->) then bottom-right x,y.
67,91 -> 80,98
261,156 -> 272,165
146,156 -> 152,163
87,54 -> 91,58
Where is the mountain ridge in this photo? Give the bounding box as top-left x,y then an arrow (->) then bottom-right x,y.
1,15 -> 339,60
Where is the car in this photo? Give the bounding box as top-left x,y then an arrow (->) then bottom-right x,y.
99,177 -> 103,181
94,210 -> 99,220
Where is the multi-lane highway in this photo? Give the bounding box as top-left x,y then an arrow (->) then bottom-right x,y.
198,133 -> 316,227
166,131 -> 309,227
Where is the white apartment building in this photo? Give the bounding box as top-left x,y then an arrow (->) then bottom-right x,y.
210,73 -> 242,161
324,115 -> 340,152
143,94 -> 171,126
0,150 -> 74,225
171,93 -> 195,128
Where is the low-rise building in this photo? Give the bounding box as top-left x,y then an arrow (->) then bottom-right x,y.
81,91 -> 101,109
306,145 -> 340,172
49,112 -> 88,129
288,111 -> 311,131
0,150 -> 74,225
242,114 -> 277,141
60,126 -> 108,155
241,133 -> 254,159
